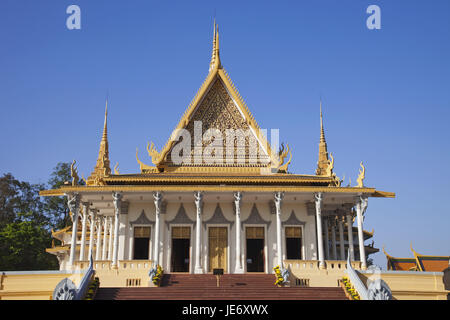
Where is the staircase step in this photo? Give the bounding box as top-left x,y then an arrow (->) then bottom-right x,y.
94,274 -> 347,300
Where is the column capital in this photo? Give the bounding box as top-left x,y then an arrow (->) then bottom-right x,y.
112,192 -> 123,212
314,192 -> 323,204
153,191 -> 163,205
194,191 -> 203,205
233,192 -> 242,217
274,192 -> 284,213
274,191 -> 284,202
66,193 -> 81,213
233,191 -> 243,203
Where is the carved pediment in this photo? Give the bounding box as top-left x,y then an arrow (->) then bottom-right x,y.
129,210 -> 154,226
242,203 -> 271,228
165,204 -> 195,227
282,210 -> 306,226
203,203 -> 234,227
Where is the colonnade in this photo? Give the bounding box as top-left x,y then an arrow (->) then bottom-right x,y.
315,193 -> 368,269
66,192 -> 368,271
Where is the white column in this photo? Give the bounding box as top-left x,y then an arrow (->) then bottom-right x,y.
356,196 -> 368,269
338,216 -> 345,260
95,216 -> 102,260
314,192 -> 325,269
128,224 -> 134,260
275,192 -> 284,268
102,216 -> 108,260
153,192 -> 162,267
108,216 -> 113,261
346,212 -> 355,261
324,217 -> 330,260
331,218 -> 337,260
112,192 -> 123,268
194,191 -> 204,274
67,193 -> 80,267
79,202 -> 89,261
88,208 -> 96,260
234,192 -> 244,274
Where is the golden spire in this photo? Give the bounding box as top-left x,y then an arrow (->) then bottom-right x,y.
316,100 -> 329,175
209,20 -> 221,72
87,99 -> 111,185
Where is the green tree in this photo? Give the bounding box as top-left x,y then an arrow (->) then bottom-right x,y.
43,162 -> 85,230
43,162 -> 72,230
0,173 -> 47,228
0,213 -> 58,271
0,163 -> 81,271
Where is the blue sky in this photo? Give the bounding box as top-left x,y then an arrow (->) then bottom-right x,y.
0,0 -> 449,268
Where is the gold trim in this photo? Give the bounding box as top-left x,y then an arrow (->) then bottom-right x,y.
40,185 -> 389,196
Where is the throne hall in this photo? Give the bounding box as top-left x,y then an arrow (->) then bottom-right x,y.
42,23 -> 394,279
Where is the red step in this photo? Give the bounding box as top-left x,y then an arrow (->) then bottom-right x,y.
94,274 -> 347,300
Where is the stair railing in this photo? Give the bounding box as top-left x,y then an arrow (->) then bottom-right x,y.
53,252 -> 95,300
345,250 -> 392,300
345,253 -> 369,300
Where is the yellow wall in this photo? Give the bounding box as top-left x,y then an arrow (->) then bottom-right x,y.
0,272 -> 84,300
285,259 -> 448,300
358,271 -> 448,300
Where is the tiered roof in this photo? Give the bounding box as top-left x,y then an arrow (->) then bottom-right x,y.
40,22 -> 394,199
383,245 -> 449,272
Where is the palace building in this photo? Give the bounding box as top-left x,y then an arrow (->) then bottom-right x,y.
41,22 -> 393,276
2,22 -> 448,301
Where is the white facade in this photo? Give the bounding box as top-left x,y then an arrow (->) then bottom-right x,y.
55,191 -> 369,274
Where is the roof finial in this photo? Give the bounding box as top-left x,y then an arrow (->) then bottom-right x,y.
320,99 -> 326,143
87,99 -> 112,185
103,98 -> 108,139
316,99 -> 329,175
209,20 -> 221,72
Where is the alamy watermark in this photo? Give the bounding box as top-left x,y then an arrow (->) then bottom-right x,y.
66,5 -> 81,30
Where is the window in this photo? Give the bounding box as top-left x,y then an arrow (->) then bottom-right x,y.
285,226 -> 302,260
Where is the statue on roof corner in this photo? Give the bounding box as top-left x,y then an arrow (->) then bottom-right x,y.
276,143 -> 292,173
147,141 -> 162,165
326,152 -> 334,176
356,161 -> 365,187
70,160 -> 79,186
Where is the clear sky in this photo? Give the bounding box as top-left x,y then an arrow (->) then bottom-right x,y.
0,0 -> 449,269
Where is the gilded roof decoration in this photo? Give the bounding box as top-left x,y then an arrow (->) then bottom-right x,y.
87,100 -> 111,185
70,160 -> 79,186
316,101 -> 329,176
356,162 -> 365,188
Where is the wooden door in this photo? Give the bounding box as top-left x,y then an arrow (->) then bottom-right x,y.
171,227 -> 191,272
208,227 -> 228,273
246,227 -> 265,272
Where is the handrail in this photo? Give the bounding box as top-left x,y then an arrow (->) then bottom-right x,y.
53,252 -> 95,300
345,250 -> 392,300
75,253 -> 95,300
345,252 -> 369,300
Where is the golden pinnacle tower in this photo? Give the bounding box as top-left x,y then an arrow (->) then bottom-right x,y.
209,20 -> 221,72
315,100 -> 329,176
87,100 -> 111,185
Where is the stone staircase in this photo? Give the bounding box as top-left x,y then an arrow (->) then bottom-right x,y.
94,274 -> 347,300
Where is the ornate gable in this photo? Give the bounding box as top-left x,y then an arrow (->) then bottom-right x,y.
136,22 -> 291,175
